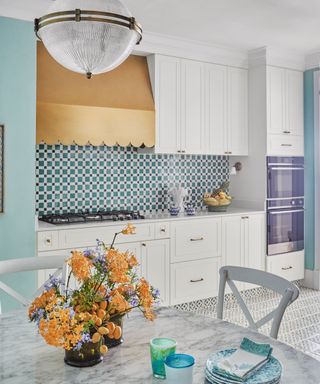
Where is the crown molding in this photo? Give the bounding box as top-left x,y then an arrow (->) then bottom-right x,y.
134,31 -> 248,68
249,46 -> 305,71
305,51 -> 320,71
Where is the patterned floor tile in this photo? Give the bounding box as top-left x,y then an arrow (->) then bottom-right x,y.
175,282 -> 320,361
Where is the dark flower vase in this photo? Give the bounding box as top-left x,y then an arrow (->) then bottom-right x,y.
104,315 -> 124,348
64,340 -> 103,367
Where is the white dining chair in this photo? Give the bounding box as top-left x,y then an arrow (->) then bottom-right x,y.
0,255 -> 69,314
217,265 -> 300,339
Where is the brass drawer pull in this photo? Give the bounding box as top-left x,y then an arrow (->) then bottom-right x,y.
190,278 -> 204,283
283,131 -> 291,134
141,243 -> 146,247
281,266 -> 293,271
241,216 -> 249,219
45,238 -> 51,244
160,228 -> 166,233
190,237 -> 204,242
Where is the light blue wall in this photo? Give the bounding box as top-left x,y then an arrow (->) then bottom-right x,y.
0,17 -> 36,311
304,69 -> 318,270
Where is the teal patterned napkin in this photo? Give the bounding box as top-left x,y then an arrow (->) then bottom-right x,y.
212,338 -> 273,381
240,338 -> 273,357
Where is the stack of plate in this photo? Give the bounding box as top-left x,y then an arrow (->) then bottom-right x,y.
205,349 -> 282,384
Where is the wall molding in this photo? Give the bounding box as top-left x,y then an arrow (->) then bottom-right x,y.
305,52 -> 320,71
134,31 -> 249,68
249,46 -> 305,71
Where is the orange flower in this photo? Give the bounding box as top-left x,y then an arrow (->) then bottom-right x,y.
137,278 -> 156,321
121,224 -> 136,235
128,253 -> 138,268
109,290 -> 130,313
69,251 -> 92,282
39,308 -> 84,350
28,288 -> 57,319
106,249 -> 130,283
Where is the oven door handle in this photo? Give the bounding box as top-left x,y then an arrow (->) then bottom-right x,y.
269,209 -> 305,215
268,167 -> 304,171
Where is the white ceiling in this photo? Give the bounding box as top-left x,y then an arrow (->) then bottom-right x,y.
1,0 -> 320,54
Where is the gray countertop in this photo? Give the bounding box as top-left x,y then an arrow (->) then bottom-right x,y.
36,207 -> 265,232
1,307 -> 319,384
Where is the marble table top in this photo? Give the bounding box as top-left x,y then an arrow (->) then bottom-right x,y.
1,307 -> 320,384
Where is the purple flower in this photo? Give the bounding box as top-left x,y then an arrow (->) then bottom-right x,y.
129,296 -> 139,307
83,249 -> 93,257
44,274 -> 62,291
32,308 -> 45,325
73,333 -> 92,351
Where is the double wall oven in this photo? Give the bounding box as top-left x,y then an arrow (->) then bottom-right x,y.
267,157 -> 304,256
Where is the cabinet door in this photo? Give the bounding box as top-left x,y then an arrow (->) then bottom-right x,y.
286,70 -> 304,136
244,214 -> 265,271
227,67 -> 248,155
222,215 -> 243,267
267,66 -> 286,135
141,240 -> 170,306
207,64 -> 228,155
221,215 -> 246,292
154,55 -> 181,153
181,59 -> 206,154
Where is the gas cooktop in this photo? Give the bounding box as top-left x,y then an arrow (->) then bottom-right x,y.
39,210 -> 145,225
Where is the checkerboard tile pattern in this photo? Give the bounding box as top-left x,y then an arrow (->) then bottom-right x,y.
175,283 -> 320,361
36,144 -> 230,215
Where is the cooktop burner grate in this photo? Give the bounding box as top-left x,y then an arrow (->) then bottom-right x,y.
39,210 -> 145,225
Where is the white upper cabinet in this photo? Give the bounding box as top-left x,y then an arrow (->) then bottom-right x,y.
286,69 -> 304,136
148,54 -> 248,155
227,67 -> 248,155
148,55 -> 181,154
267,66 -> 303,136
206,64 -> 228,155
181,59 -> 206,154
267,66 -> 286,135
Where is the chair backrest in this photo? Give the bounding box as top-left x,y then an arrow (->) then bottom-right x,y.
217,266 -> 300,339
0,255 -> 69,313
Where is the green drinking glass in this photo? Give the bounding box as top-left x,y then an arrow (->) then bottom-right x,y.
150,338 -> 177,379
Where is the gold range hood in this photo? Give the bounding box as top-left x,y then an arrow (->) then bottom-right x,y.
36,42 -> 155,147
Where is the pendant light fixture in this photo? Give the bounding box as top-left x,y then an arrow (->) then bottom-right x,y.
35,0 -> 142,79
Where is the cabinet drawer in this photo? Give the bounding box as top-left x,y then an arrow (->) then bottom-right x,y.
266,251 -> 304,281
171,218 -> 221,262
170,258 -> 221,305
37,231 -> 59,252
267,134 -> 304,156
59,223 -> 155,249
155,222 -> 170,239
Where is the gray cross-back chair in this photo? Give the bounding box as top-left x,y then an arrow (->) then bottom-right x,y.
0,255 -> 69,314
217,266 -> 300,339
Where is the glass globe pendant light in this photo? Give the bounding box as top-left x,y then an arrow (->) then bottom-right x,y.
35,0 -> 142,79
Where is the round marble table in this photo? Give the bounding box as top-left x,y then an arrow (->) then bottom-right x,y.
1,307 -> 319,383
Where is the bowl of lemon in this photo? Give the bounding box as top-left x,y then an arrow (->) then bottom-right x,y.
203,183 -> 232,212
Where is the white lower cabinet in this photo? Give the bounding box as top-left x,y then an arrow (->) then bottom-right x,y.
170,258 -> 222,305
37,213 -> 267,306
222,213 -> 265,291
141,239 -> 170,306
266,251 -> 304,281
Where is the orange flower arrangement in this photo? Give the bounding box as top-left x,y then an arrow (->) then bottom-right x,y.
29,224 -> 160,358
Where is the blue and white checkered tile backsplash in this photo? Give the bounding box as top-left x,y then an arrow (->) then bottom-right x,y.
36,144 -> 230,215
